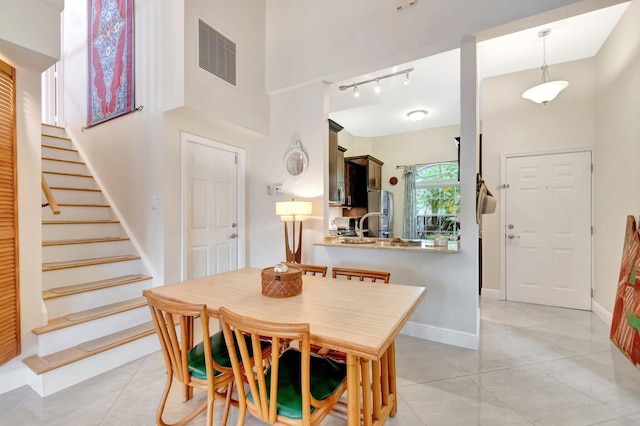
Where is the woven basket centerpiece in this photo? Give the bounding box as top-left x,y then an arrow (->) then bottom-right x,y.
261,265 -> 303,298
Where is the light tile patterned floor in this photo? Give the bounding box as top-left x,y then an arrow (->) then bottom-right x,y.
2,298 -> 640,425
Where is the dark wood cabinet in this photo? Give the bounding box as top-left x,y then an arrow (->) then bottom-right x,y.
328,119 -> 345,205
343,160 -> 367,207
345,155 -> 384,190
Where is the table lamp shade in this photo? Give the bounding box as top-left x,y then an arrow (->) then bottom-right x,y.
276,201 -> 312,222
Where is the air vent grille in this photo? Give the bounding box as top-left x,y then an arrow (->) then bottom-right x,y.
198,19 -> 236,86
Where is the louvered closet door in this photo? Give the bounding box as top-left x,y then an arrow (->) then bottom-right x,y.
0,59 -> 19,366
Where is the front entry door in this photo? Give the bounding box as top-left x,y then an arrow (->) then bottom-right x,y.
184,137 -> 239,279
505,151 -> 592,310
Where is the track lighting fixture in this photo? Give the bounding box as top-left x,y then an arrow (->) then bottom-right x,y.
339,68 -> 413,96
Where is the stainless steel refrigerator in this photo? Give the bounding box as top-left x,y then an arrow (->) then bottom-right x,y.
367,190 -> 394,238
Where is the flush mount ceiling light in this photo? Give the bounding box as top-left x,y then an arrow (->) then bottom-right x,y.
522,28 -> 569,105
406,109 -> 428,121
339,68 -> 413,96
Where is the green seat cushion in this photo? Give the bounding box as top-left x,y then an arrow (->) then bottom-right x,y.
248,348 -> 347,419
188,331 -> 271,380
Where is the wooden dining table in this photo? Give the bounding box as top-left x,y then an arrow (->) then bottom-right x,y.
145,267 -> 426,426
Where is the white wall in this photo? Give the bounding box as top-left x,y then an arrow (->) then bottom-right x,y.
248,82 -> 327,268
183,0 -> 269,135
264,0 -> 600,93
593,0 -> 640,315
481,58 -> 596,294
0,0 -> 62,71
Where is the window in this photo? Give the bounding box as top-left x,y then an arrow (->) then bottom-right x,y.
415,162 -> 460,239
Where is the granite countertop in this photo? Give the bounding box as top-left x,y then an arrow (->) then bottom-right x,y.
314,237 -> 459,253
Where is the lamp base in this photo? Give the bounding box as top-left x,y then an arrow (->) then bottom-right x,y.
284,221 -> 303,263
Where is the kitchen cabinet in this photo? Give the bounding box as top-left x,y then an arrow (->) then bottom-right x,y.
328,119 -> 345,205
343,160 -> 367,207
346,155 -> 384,190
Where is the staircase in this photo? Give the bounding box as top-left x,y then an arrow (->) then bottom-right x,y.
23,124 -> 159,396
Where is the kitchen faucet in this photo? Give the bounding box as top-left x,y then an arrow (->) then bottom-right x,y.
355,212 -> 384,241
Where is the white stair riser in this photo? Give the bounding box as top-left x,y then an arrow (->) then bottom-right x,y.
42,159 -> 88,175
41,126 -> 68,139
43,259 -> 145,289
41,146 -> 80,162
37,307 -> 151,356
43,239 -> 134,263
44,279 -> 152,318
48,189 -> 104,204
28,334 -> 159,397
43,222 -> 123,240
42,205 -> 114,222
42,173 -> 97,189
41,136 -> 73,149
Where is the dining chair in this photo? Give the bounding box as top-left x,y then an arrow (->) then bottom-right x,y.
284,262 -> 328,277
144,291 -> 270,426
331,267 -> 391,283
218,307 -> 348,426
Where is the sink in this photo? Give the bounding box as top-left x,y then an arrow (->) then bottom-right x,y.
391,240 -> 423,247
339,238 -> 376,244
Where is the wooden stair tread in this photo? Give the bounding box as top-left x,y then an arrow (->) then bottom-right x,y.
43,255 -> 141,271
32,297 -> 148,335
42,157 -> 85,165
42,219 -> 119,224
43,236 -> 130,246
43,171 -> 93,178
56,203 -> 110,208
41,125 -> 68,133
43,274 -> 152,299
49,186 -> 101,192
23,322 -> 155,374
42,144 -> 78,153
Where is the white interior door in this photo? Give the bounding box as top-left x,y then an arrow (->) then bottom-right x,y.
505,151 -> 592,310
184,138 -> 238,279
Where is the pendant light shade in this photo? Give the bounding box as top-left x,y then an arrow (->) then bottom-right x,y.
522,29 -> 569,105
522,79 -> 569,104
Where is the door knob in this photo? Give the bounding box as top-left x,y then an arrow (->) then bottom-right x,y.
508,234 -> 520,239
229,233 -> 238,239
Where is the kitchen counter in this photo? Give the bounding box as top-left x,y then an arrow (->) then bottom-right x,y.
315,237 -> 459,253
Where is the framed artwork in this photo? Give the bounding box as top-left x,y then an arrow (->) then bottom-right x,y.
87,0 -> 135,127
610,215 -> 640,367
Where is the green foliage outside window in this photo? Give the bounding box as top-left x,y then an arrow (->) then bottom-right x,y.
415,163 -> 460,239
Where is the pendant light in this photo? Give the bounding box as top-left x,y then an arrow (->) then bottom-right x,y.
522,29 -> 569,105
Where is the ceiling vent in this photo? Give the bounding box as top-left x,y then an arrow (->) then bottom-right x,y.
198,19 -> 236,86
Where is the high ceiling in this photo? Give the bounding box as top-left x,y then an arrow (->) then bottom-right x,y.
328,2 -> 630,138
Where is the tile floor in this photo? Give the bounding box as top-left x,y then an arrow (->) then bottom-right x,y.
2,298 -> 640,425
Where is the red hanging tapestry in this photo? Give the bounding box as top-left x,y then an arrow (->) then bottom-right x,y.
87,0 -> 134,127
611,215 -> 640,367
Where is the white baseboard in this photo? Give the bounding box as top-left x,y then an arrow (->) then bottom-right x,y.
592,299 -> 612,326
0,363 -> 26,395
401,321 -> 479,350
481,288 -> 500,299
